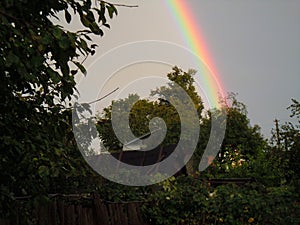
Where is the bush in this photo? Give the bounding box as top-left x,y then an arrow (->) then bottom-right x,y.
143,176 -> 300,225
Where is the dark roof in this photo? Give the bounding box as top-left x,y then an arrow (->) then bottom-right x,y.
87,144 -> 187,176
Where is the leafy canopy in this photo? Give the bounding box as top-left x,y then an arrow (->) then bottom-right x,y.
0,0 -> 118,217
97,66 -> 204,151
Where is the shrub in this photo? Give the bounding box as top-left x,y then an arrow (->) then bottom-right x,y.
143,177 -> 300,225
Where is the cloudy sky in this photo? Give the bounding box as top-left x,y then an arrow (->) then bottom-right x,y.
71,0 -> 300,138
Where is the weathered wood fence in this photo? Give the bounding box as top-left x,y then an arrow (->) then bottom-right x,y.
0,193 -> 148,225
0,178 -> 256,225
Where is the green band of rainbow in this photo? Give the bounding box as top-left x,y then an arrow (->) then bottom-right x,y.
165,0 -> 226,108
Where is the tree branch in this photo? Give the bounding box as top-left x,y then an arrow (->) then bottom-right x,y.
99,1 -> 138,8
87,87 -> 119,104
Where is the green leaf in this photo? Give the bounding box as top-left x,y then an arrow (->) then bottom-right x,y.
103,23 -> 110,29
71,70 -> 78,75
97,5 -> 106,23
65,10 -> 72,23
86,11 -> 95,22
79,38 -> 88,51
107,5 -> 118,19
47,68 -> 61,84
31,55 -> 44,68
38,165 -> 49,177
74,61 -> 87,75
41,35 -> 51,45
5,51 -> 20,67
53,27 -> 62,39
83,33 -> 92,41
90,22 -> 103,36
60,62 -> 70,76
58,37 -> 70,49
91,44 -> 98,49
80,14 -> 91,28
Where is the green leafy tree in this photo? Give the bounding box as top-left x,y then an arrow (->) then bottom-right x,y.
151,67 -> 204,116
269,99 -> 300,189
201,99 -> 300,187
196,93 -> 267,176
97,94 -> 148,151
0,0 -> 119,219
221,93 -> 266,158
97,67 -> 204,152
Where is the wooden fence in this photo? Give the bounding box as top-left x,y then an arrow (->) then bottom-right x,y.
0,178 -> 256,225
0,193 -> 148,225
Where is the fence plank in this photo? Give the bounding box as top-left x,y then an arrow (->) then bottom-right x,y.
127,203 -> 141,225
37,203 -> 49,225
76,204 -> 83,225
57,199 -> 65,225
118,203 -> 129,225
136,203 -> 146,225
108,203 -> 116,225
67,204 -> 76,225
49,199 -> 57,225
93,193 -> 110,225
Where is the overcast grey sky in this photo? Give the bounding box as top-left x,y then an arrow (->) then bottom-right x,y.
73,0 -> 300,139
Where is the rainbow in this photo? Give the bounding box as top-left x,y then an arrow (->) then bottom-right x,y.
165,0 -> 226,108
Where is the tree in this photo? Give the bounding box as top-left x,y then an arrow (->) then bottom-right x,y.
0,0 -> 119,219
97,94 -> 150,151
222,93 -> 266,158
218,99 -> 300,188
151,67 -> 204,116
269,99 -> 300,189
196,93 -> 267,176
97,67 -> 204,152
